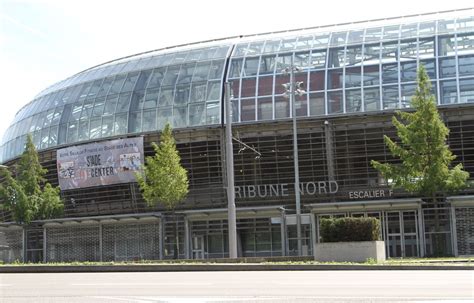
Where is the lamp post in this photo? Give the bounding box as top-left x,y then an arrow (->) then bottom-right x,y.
282,56 -> 305,256
225,82 -> 238,259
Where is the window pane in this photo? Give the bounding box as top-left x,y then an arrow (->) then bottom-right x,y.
418,39 -> 434,59
114,113 -> 128,135
78,119 -> 89,141
274,96 -> 289,118
363,65 -> 380,86
173,106 -> 187,128
399,40 -> 418,61
295,95 -> 307,117
439,58 -> 457,78
116,93 -> 132,113
456,34 -> 474,56
209,60 -> 224,79
459,55 -> 474,76
103,95 -> 118,115
67,121 -> 77,143
381,42 -> 398,63
147,68 -> 166,89
439,36 -> 456,56
345,67 -> 361,88
159,87 -> 174,106
162,66 -> 180,86
121,72 -> 139,92
440,80 -> 457,104
400,62 -> 417,82
241,99 -> 255,121
109,75 -> 126,95
257,97 -> 272,120
383,86 -> 399,109
401,84 -> 416,108
382,63 -> 398,84
206,101 -> 220,124
328,91 -> 342,114
309,70 -> 325,91
257,76 -> 273,96
190,82 -> 207,103
177,64 -> 195,84
422,59 -> 437,79
459,79 -> 474,103
89,118 -> 102,139
259,55 -> 276,75
143,88 -> 159,109
364,87 -> 380,111
363,44 -> 381,65
128,112 -> 142,133
134,70 -> 152,91
101,116 -> 114,137
174,84 -> 190,105
188,103 -> 205,126
328,48 -> 345,68
345,46 -> 363,66
92,97 -> 105,117
229,59 -> 243,78
328,69 -> 343,89
346,89 -> 362,112
142,109 -> 157,131
309,50 -> 326,69
309,92 -> 324,116
243,57 -> 259,77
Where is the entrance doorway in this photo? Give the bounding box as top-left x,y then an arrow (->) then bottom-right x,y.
192,235 -> 205,259
385,210 -> 419,258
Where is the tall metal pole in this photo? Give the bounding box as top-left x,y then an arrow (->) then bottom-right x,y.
290,56 -> 303,256
225,82 -> 238,258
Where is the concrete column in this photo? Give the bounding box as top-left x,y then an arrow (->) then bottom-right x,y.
43,227 -> 47,263
184,216 -> 190,259
280,210 -> 286,256
417,206 -> 425,257
450,204 -> 458,257
310,213 -> 317,257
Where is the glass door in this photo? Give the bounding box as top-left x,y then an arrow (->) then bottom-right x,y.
385,211 -> 419,258
192,235 -> 205,259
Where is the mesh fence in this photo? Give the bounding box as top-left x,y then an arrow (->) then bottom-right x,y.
102,221 -> 161,261
0,227 -> 23,263
46,224 -> 100,262
455,207 -> 474,255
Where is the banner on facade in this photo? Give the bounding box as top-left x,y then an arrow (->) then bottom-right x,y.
57,137 -> 144,190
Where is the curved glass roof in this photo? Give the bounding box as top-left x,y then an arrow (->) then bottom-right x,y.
2,9 -> 474,163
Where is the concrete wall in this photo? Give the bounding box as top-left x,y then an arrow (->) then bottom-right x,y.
315,241 -> 386,263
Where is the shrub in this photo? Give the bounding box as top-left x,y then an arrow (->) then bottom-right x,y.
320,217 -> 381,242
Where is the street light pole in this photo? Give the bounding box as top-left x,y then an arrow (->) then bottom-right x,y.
283,56 -> 304,256
225,82 -> 238,259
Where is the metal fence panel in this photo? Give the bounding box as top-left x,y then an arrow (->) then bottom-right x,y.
0,227 -> 23,263
46,224 -> 100,262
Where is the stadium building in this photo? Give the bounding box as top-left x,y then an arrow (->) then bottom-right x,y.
1,9 -> 474,263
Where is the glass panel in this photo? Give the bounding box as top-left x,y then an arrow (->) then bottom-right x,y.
92,97 -> 105,117
128,112 -> 142,133
162,66 -> 180,86
243,57 -> 259,77
109,75 -> 126,95
40,127 -> 49,149
328,48 -> 345,68
101,116 -> 114,137
88,79 -> 103,99
159,86 -> 174,106
143,88 -> 159,109
174,84 -> 190,105
241,98 -> 256,121
401,84 -> 416,108
457,17 -> 474,34
207,82 -> 221,101
134,70 -> 152,91
147,68 -> 166,89
422,59 -> 436,79
439,57 -> 457,78
173,106 -> 187,128
209,60 -> 224,79
345,46 -> 362,66
383,25 -> 399,40
280,37 -> 297,51
275,54 -> 292,71
400,23 -> 418,39
116,93 -> 132,113
313,34 -> 329,48
229,59 -> 243,78
128,91 -> 144,112
459,55 -> 474,76
188,103 -> 205,126
328,69 -> 343,89
263,39 -> 281,53
328,90 -> 342,114
206,101 -> 220,124
346,89 -> 361,112
309,92 -> 324,116
190,82 -> 207,103
78,119 -> 89,141
459,78 -> 474,103
49,125 -> 58,147
418,21 -> 436,36
309,70 -> 325,91
66,121 -> 78,143
103,95 -> 118,116
294,52 -> 310,69
121,72 -> 139,92
400,61 -> 417,82
457,34 -> 474,56
363,44 -> 381,65
438,19 -> 456,34
114,113 -> 128,135
347,30 -> 364,44
345,67 -> 361,88
364,27 -> 382,42
274,96 -> 289,118
309,50 -> 326,69
176,64 -> 195,85
142,109 -> 157,131
257,76 -> 273,96
241,78 -> 257,98
257,97 -> 272,120
383,85 -> 399,109
382,63 -> 399,84
418,39 -> 434,59
97,77 -> 114,98
330,32 -> 346,46
78,82 -> 93,101
295,35 -> 313,50
400,40 -> 418,61
439,36 -> 456,56
364,87 -> 380,111
440,80 -> 458,104
381,42 -> 398,63
259,55 -> 276,75
295,95 -> 307,117
363,65 -> 380,86
192,62 -> 211,82
89,118 -> 102,139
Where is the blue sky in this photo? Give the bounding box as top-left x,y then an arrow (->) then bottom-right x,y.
0,0 -> 473,142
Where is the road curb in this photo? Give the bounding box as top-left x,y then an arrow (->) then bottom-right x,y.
0,264 -> 473,273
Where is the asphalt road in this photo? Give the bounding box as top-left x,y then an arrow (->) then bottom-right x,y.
0,270 -> 473,302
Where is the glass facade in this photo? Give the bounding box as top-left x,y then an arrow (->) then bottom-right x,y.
2,13 -> 474,162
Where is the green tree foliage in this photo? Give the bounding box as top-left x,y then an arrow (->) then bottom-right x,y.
136,123 -> 189,209
371,66 -> 469,199
0,134 -> 63,224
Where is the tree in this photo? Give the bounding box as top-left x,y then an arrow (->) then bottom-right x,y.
0,134 -> 63,224
371,65 -> 469,201
136,123 -> 189,209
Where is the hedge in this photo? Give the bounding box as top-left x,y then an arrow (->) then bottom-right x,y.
319,217 -> 381,242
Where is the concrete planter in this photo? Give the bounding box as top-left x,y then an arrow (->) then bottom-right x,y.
315,241 -> 386,263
